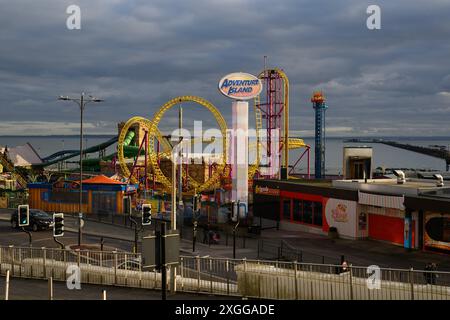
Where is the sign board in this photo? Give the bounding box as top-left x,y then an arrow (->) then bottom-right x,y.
142,230 -> 180,269
325,198 -> 357,238
424,212 -> 450,252
126,184 -> 137,193
255,185 -> 280,196
218,72 -> 262,100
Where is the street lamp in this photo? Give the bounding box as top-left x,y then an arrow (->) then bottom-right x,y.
58,93 -> 104,247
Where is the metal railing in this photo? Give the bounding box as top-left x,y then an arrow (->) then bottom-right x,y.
257,239 -> 342,265
0,245 -> 449,300
178,256 -> 450,300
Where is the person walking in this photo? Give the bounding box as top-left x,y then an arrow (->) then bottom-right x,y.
430,263 -> 438,285
424,262 -> 437,284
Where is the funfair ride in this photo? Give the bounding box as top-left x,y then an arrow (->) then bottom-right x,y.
254,68 -> 310,179
117,96 -> 230,195
117,71 -> 311,197
311,91 -> 328,179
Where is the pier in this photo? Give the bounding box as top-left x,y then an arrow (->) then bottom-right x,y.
344,138 -> 450,171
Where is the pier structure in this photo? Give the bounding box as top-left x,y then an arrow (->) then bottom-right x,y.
345,139 -> 450,171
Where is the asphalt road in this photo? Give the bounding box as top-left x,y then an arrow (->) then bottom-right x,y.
0,220 -> 133,251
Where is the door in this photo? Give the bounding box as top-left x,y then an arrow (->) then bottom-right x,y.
92,191 -> 117,214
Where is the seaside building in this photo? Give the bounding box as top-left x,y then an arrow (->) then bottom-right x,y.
27,175 -> 136,215
253,177 -> 450,254
0,143 -> 42,168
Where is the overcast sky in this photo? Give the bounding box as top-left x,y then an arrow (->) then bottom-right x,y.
1,0 -> 450,137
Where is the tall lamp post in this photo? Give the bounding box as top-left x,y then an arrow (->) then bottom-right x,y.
58,93 -> 104,247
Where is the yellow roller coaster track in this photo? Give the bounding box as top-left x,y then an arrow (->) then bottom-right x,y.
118,70 -> 308,193
117,116 -> 171,184
147,96 -> 228,193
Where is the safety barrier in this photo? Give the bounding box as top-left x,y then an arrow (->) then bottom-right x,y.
0,246 -> 449,300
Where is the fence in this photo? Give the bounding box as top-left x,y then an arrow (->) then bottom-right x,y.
257,239 -> 343,265
66,211 -> 137,229
179,256 -> 450,300
0,245 -> 449,300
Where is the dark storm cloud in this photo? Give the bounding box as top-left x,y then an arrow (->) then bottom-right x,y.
0,0 -> 450,135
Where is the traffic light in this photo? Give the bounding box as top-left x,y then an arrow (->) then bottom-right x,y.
231,201 -> 238,222
53,213 -> 64,237
18,205 -> 29,227
142,203 -> 152,225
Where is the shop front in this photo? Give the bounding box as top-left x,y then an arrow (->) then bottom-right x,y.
253,180 -> 361,238
28,175 -> 133,215
358,191 -> 418,248
253,179 -> 450,254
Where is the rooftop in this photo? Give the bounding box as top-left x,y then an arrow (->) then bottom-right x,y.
82,175 -> 126,185
260,177 -> 449,197
332,178 -> 447,196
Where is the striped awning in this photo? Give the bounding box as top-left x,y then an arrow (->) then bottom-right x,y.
358,191 -> 405,210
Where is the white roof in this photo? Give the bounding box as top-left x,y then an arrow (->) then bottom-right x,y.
0,143 -> 42,167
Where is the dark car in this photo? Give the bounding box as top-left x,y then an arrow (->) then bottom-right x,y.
10,209 -> 54,232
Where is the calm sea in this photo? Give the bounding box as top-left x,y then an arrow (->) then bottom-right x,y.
0,136 -> 449,174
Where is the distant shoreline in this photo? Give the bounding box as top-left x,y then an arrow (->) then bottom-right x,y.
0,135 -> 449,140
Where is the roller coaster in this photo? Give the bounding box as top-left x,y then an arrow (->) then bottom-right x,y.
115,69 -> 310,195
20,69 -> 309,195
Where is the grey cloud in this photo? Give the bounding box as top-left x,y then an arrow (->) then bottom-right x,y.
0,0 -> 449,136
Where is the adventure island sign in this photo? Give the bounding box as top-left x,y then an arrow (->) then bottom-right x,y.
218,72 -> 262,100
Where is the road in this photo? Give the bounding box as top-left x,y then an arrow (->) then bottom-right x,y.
1,209 -> 449,271
0,220 -> 132,251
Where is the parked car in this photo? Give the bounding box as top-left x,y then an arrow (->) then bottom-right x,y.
10,209 -> 54,231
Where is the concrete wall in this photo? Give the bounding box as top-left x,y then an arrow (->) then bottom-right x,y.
235,263 -> 450,300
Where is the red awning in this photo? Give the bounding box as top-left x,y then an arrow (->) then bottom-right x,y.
82,175 -> 126,185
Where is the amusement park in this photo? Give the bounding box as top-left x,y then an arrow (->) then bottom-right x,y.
3,0 -> 450,310
1,68 -> 315,241
2,69 -> 450,302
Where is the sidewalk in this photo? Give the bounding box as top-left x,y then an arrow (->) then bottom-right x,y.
1,208 -> 448,271
179,223 -> 450,270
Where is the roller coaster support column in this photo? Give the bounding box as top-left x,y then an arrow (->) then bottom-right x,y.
231,100 -> 249,207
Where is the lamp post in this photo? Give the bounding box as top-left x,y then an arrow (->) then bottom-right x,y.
58,93 -> 104,247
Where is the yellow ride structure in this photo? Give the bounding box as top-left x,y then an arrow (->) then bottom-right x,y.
117,70 -> 309,195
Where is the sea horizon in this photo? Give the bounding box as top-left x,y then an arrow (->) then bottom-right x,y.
0,134 -> 450,140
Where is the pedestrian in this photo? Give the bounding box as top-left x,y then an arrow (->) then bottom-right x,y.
431,263 -> 438,285
341,260 -> 348,273
424,262 -> 433,284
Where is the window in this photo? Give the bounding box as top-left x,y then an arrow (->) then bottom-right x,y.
303,201 -> 313,224
283,199 -> 291,220
293,199 -> 302,222
313,202 -> 323,226
282,198 -> 323,227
